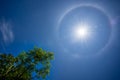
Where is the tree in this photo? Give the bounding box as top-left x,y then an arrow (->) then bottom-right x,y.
0,47 -> 54,80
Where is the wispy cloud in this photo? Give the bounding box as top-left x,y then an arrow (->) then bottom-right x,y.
0,19 -> 14,44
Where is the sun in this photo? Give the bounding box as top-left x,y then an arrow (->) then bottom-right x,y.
75,27 -> 88,39
73,23 -> 90,41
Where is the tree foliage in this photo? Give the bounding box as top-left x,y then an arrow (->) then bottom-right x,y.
0,47 -> 54,80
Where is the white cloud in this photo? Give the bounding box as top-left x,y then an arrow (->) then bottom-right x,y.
0,20 -> 14,44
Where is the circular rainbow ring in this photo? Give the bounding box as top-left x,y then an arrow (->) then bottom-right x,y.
57,3 -> 115,57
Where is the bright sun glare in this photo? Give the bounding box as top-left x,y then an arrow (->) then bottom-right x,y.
73,23 -> 90,41
75,27 -> 88,38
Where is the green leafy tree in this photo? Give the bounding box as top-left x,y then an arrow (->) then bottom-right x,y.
0,47 -> 54,80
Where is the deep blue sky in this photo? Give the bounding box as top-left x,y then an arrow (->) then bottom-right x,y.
0,0 -> 120,80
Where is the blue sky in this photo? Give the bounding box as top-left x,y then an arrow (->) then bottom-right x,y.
0,0 -> 120,80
